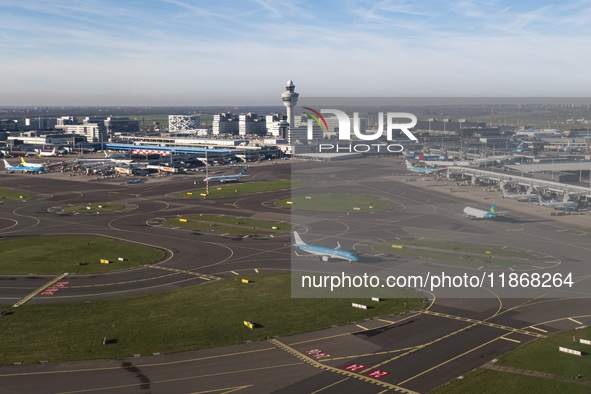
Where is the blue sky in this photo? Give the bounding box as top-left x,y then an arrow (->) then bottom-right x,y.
1,0 -> 590,105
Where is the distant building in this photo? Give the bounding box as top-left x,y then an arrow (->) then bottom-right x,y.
56,116 -> 77,129
213,113 -> 239,135
64,123 -> 107,143
0,119 -> 18,131
239,113 -> 267,136
168,115 -> 201,132
16,118 -> 58,130
266,114 -> 289,137
105,117 -> 140,135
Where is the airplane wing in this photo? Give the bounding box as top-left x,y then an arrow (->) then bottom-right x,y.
294,250 -> 322,258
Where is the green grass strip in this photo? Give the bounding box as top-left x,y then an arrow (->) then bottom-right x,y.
0,236 -> 165,274
276,193 -> 391,212
180,180 -> 293,198
0,273 -> 423,365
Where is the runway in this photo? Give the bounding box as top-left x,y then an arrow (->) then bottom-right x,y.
1,158 -> 590,393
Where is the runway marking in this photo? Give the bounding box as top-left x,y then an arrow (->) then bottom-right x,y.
320,346 -> 419,362
12,272 -> 69,307
529,326 -> 548,333
0,347 -> 276,377
149,265 -> 220,281
569,317 -> 583,325
310,377 -> 350,393
231,271 -> 239,275
356,324 -> 368,331
288,312 -> 423,346
254,268 -> 259,273
397,334 -> 511,386
189,385 -> 253,393
55,363 -> 302,394
499,336 -> 521,343
269,339 -> 418,393
420,310 -> 544,338
377,318 -> 395,324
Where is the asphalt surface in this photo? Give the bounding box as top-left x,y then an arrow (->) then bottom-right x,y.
0,158 -> 590,393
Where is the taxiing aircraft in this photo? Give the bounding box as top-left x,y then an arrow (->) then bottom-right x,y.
204,166 -> 247,183
404,160 -> 446,174
463,204 -> 497,219
3,159 -> 44,173
501,187 -> 538,201
293,231 -> 358,262
537,195 -> 577,210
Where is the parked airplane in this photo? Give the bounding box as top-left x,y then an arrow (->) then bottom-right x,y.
104,151 -> 132,160
3,159 -> 44,173
204,166 -> 247,183
497,141 -> 527,152
293,231 -> 358,262
501,187 -> 538,201
37,148 -> 59,157
405,160 -> 446,174
537,195 -> 577,210
463,204 -> 497,219
19,157 -> 45,171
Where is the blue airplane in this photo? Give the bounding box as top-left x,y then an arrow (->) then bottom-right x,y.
293,231 -> 358,262
3,159 -> 44,173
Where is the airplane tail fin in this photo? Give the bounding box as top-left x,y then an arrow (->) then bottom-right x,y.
564,145 -> 571,155
489,204 -> 495,214
21,157 -> 26,166
501,188 -> 509,197
405,160 -> 412,169
3,159 -> 10,168
240,166 -> 247,175
293,231 -> 306,245
419,153 -> 425,161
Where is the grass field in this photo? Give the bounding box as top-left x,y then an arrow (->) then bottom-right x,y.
0,236 -> 166,274
431,368 -> 591,393
0,273 -> 423,365
431,325 -> 591,393
373,240 -> 537,267
180,180 -> 292,198
163,214 -> 291,235
276,193 -> 391,212
64,203 -> 126,213
385,240 -> 539,260
0,188 -> 37,202
186,215 -> 291,230
496,325 -> 591,381
164,219 -> 277,235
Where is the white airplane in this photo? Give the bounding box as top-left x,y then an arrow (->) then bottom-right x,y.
3,159 -> 44,173
204,166 -> 247,183
537,195 -> 577,210
37,148 -> 59,157
293,231 -> 358,262
501,187 -> 538,201
463,204 -> 497,219
404,160 -> 446,174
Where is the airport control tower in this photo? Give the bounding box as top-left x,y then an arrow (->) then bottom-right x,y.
281,80 -> 299,137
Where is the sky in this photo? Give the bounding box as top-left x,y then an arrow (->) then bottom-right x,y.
1,0 -> 591,106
